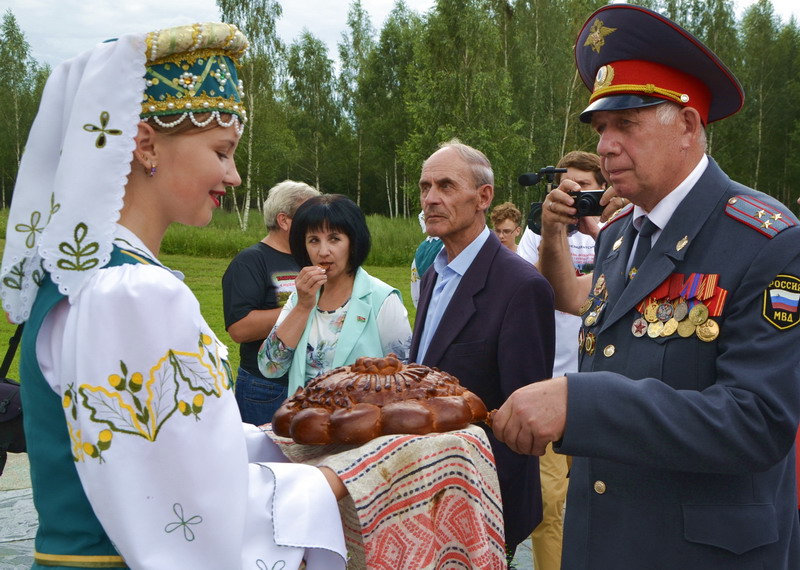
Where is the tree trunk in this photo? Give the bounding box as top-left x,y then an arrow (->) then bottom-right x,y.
561,70 -> 580,159
357,134 -> 362,207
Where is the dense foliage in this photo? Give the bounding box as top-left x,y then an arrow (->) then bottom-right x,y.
2,0 -> 799,221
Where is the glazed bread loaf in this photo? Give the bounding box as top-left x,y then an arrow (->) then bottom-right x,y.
272,354 -> 488,445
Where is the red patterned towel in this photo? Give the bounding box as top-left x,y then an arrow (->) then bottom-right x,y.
265,424 -> 506,569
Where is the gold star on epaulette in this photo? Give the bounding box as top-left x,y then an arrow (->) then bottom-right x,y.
584,19 -> 617,54
772,212 -> 783,221
756,209 -> 766,219
761,219 -> 773,229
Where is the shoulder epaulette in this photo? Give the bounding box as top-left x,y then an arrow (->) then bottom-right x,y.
599,203 -> 633,232
725,195 -> 797,238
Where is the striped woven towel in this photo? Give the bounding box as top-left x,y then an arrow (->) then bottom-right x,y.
266,424 -> 506,569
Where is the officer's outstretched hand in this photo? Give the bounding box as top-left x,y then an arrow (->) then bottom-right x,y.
492,376 -> 568,456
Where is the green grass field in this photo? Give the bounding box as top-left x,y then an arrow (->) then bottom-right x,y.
0,208 -> 420,381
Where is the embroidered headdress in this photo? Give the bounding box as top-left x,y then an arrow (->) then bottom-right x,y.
142,23 -> 248,134
0,23 -> 248,323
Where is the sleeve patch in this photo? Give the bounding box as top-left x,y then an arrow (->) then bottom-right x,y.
762,274 -> 800,330
726,195 -> 796,238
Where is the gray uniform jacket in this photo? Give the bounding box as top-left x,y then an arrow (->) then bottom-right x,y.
559,158 -> 800,569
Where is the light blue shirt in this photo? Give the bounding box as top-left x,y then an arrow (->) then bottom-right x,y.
417,226 -> 490,362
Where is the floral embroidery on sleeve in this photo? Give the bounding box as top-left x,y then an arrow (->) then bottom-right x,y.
68,331 -> 230,462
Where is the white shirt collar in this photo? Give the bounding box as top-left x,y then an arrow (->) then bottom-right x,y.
632,154 -> 709,232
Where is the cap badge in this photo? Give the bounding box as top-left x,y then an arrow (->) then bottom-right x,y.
594,64 -> 615,91
584,19 -> 617,54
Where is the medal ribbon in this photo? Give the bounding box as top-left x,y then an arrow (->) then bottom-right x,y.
704,286 -> 728,316
679,273 -> 702,300
697,274 -> 719,301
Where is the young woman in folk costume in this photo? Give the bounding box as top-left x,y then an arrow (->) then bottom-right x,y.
0,22 -> 347,570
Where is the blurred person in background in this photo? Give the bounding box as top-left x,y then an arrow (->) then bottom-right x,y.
222,180 -> 320,425
490,201 -> 522,253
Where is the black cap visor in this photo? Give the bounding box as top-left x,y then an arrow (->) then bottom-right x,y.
579,94 -> 667,123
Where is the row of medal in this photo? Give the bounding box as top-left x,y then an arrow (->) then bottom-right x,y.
632,272 -> 727,343
578,273 -> 728,356
578,274 -> 608,356
631,298 -> 718,342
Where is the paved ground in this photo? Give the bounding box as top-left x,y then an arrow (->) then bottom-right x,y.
0,453 -> 534,569
0,453 -> 36,569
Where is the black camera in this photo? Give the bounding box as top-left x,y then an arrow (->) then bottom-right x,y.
526,203 -> 544,234
519,166 -> 566,235
571,190 -> 605,217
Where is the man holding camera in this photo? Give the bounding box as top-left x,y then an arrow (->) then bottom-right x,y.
516,150 -> 607,570
493,5 -> 800,568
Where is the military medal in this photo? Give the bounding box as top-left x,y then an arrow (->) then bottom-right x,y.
661,317 -> 678,337
673,300 -> 689,322
579,297 -> 593,315
696,318 -> 719,342
656,302 -> 674,322
688,303 -> 709,325
584,311 -> 597,327
593,274 -> 607,297
584,332 -> 596,355
677,319 -> 696,338
631,317 -> 648,337
644,302 -> 659,323
647,321 -> 664,338
613,236 -> 623,251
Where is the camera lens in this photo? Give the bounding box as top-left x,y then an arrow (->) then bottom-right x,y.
574,193 -> 601,217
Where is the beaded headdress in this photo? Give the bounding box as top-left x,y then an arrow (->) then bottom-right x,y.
142,23 -> 248,134
1,23 -> 248,323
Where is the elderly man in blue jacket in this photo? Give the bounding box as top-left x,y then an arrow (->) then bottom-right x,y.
493,5 -> 800,569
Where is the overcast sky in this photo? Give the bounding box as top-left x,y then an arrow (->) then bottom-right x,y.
2,0 -> 798,68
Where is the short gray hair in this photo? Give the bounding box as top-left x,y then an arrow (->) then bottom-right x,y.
263,180 -> 321,230
431,138 -> 495,188
655,102 -> 708,151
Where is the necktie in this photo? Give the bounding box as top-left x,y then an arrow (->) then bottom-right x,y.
628,217 -> 659,281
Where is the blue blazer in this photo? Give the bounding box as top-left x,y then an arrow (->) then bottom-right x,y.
559,158 -> 800,569
410,231 -> 556,548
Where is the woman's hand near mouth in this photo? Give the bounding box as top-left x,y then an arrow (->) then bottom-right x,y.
294,265 -> 328,309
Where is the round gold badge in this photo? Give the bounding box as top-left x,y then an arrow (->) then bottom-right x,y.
661,318 -> 679,337
696,319 -> 719,342
688,303 -> 709,325
677,319 -> 696,338
647,321 -> 664,338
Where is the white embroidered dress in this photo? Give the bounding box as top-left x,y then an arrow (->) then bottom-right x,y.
35,226 -> 346,569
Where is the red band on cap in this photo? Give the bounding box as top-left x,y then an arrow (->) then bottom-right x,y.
591,59 -> 711,123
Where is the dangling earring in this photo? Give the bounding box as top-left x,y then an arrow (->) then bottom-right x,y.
149,163 -> 157,177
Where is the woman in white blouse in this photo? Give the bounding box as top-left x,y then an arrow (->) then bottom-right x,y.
1,22 -> 347,570
259,195 -> 412,396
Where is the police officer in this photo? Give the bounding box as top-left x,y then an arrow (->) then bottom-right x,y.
492,5 -> 800,568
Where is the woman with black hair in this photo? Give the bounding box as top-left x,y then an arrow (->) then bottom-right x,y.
259,194 -> 412,396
